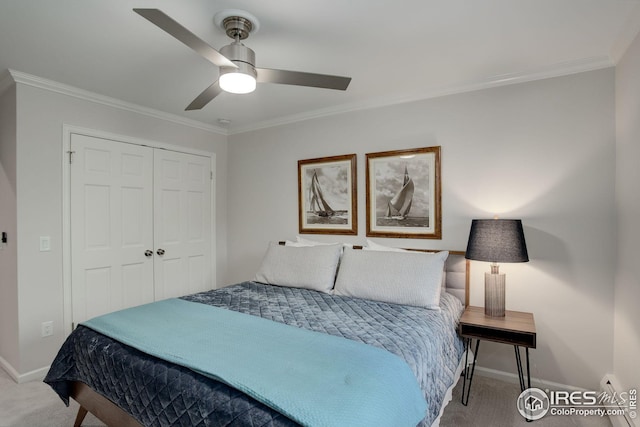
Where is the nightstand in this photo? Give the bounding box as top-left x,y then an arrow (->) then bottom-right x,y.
458,306 -> 536,406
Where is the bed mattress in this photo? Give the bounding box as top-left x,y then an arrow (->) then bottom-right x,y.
45,281 -> 464,427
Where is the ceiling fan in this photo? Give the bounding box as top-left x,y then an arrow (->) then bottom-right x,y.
133,8 -> 352,110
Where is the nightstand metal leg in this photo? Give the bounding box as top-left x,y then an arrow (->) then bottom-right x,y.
514,346 -> 532,392
526,347 -> 531,390
515,346 -> 534,422
515,346 -> 525,391
461,338 -> 480,406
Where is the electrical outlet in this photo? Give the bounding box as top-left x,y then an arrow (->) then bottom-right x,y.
40,236 -> 51,252
41,321 -> 53,337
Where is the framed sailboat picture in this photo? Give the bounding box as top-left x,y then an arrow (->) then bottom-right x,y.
298,154 -> 357,235
366,146 -> 441,239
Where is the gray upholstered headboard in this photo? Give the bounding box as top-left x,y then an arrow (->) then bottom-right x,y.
441,251 -> 469,307
278,241 -> 469,307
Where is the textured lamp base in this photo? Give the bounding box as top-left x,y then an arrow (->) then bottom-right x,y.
484,272 -> 505,317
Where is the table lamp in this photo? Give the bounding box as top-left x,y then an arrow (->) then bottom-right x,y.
465,219 -> 529,317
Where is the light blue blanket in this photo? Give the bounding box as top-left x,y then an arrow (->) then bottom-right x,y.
82,298 -> 427,427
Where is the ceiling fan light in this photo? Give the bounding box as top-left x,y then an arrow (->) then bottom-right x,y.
220,72 -> 256,94
219,64 -> 256,94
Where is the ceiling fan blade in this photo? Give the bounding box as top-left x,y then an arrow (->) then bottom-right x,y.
133,8 -> 237,69
256,68 -> 351,91
185,80 -> 223,110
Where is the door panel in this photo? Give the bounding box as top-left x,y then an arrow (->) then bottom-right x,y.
70,134 -> 154,324
154,150 -> 212,300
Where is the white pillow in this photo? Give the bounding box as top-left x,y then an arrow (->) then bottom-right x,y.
254,243 -> 342,293
363,239 -> 409,252
334,249 -> 449,309
297,236 -> 334,246
364,239 -> 448,291
288,236 -> 353,250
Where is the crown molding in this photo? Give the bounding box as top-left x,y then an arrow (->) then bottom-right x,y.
610,4 -> 640,64
7,69 -> 228,136
0,69 -> 15,95
228,55 -> 614,135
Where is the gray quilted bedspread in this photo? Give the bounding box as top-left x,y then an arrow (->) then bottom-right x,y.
45,282 -> 464,427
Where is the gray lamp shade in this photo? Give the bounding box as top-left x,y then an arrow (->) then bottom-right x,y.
465,219 -> 529,263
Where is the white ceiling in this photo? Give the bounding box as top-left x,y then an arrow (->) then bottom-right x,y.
1,0 -> 639,134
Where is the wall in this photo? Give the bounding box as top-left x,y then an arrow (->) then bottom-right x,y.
614,30 -> 640,401
0,85 -> 18,373
227,69 -> 616,390
5,79 -> 228,378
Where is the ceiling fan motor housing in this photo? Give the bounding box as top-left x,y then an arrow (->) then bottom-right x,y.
220,41 -> 257,79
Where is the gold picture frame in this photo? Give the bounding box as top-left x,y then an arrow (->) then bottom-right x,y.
366,146 -> 441,239
298,154 -> 357,235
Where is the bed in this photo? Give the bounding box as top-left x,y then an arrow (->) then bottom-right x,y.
45,241 -> 470,427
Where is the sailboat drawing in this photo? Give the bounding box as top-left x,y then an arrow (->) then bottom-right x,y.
385,166 -> 414,219
308,169 -> 335,217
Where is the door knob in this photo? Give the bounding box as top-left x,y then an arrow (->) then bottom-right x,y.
157,248 -> 165,256
144,250 -> 153,257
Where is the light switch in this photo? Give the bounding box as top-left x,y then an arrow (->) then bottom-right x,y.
40,236 -> 51,252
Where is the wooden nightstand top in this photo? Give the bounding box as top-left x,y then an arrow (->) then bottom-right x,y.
459,306 -> 536,348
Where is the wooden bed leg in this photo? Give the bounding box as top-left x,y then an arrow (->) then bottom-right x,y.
74,406 -> 88,427
70,381 -> 144,427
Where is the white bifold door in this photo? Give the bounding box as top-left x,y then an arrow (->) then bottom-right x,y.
70,134 -> 212,325
153,149 -> 211,300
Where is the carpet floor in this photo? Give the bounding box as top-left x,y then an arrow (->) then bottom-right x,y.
0,367 -> 613,427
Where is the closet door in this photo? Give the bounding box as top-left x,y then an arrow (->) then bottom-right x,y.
70,134 -> 154,324
153,149 -> 212,299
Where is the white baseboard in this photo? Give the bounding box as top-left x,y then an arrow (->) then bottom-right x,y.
0,355 -> 20,382
0,356 -> 49,384
600,374 -> 636,427
474,366 -> 586,391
